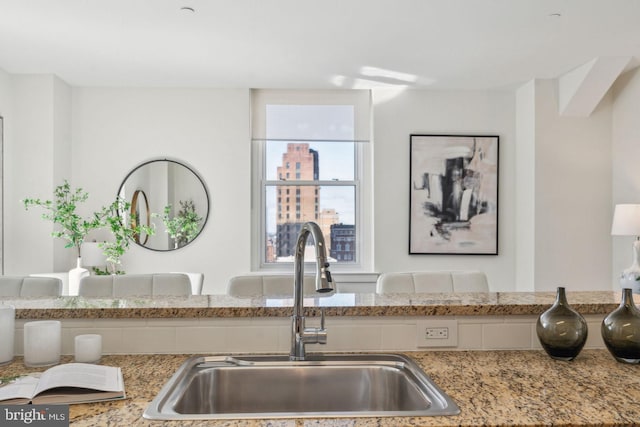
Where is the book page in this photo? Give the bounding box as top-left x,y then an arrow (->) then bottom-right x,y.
0,375 -> 40,403
32,387 -> 125,405
33,363 -> 123,396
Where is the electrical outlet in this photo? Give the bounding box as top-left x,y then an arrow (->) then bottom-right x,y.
416,320 -> 458,348
425,327 -> 449,339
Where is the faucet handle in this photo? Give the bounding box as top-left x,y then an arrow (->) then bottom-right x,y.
315,307 -> 328,345
302,308 -> 328,345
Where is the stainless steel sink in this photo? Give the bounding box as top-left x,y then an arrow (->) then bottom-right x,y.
143,353 -> 460,420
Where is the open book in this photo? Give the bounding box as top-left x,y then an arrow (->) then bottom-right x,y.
0,363 -> 125,405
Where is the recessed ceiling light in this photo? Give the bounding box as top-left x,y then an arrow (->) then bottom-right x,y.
548,13 -> 562,18
180,6 -> 195,13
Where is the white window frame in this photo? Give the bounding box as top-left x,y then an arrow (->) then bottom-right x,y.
251,90 -> 372,273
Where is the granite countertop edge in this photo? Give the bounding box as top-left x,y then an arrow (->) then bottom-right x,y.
5,290 -> 626,319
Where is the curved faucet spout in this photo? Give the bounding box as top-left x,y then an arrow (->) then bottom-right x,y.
291,221 -> 334,360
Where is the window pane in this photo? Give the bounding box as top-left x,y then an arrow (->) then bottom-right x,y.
265,185 -> 356,263
266,105 -> 355,141
259,101 -> 361,268
265,140 -> 354,181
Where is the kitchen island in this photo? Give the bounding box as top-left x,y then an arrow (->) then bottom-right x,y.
1,349 -> 638,426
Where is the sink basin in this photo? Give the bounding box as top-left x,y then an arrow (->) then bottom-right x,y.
143,353 -> 460,419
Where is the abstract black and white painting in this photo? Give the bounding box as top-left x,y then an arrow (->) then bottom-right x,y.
409,134 -> 499,255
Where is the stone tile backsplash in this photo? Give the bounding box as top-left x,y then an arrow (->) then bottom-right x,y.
13,314 -> 607,355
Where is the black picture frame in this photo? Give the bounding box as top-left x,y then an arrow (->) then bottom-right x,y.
409,134 -> 499,255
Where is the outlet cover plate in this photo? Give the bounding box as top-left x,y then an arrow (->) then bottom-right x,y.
416,319 -> 458,348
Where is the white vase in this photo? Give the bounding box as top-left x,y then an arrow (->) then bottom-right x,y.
68,257 -> 89,296
0,305 -> 15,365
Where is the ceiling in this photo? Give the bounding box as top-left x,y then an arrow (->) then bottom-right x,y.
1,0 -> 639,90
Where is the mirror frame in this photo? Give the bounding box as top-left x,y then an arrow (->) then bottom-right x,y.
118,158 -> 210,251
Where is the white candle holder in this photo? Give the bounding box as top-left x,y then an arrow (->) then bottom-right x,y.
74,334 -> 102,363
0,305 -> 15,365
23,320 -> 61,367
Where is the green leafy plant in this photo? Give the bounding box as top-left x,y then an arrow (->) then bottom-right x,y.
95,197 -> 155,274
153,199 -> 202,248
23,181 -> 156,275
22,180 -> 103,258
92,266 -> 120,276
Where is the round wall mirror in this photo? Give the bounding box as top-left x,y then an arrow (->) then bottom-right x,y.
118,159 -> 210,251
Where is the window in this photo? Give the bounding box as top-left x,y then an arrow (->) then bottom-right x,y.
252,90 -> 371,271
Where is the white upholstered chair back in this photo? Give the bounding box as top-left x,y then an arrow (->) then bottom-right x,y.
79,273 -> 192,297
450,271 -> 490,292
227,275 -> 317,297
29,273 -> 69,295
171,272 -> 204,295
376,271 -> 489,293
0,276 -> 62,297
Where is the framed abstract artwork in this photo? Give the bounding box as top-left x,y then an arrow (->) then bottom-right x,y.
409,134 -> 499,255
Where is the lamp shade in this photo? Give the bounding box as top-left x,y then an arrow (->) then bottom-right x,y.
611,204 -> 640,236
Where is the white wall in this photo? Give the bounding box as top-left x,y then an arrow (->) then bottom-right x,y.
70,88 -> 251,293
52,77 -> 73,271
0,69 -> 11,125
372,89 -> 516,291
1,72 -> 627,294
0,69 -> 11,274
5,86 -> 252,294
515,81 -> 536,291
612,68 -> 640,285
0,69 -> 10,112
5,75 -> 59,275
7,76 -> 74,274
533,80 -> 612,291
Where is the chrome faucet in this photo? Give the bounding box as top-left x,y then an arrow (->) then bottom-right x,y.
290,221 -> 333,361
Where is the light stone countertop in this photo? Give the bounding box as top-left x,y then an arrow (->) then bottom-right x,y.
2,290 -> 629,319
1,350 -> 639,426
